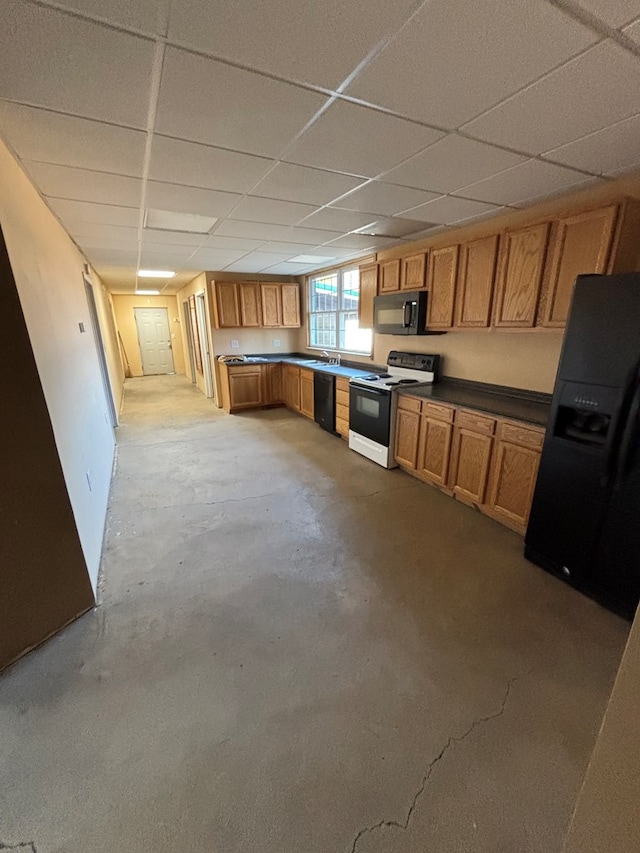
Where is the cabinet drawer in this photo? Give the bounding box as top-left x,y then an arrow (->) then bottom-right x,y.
398,395 -> 422,413
422,401 -> 455,422
336,388 -> 350,407
335,417 -> 349,436
336,377 -> 350,393
336,403 -> 350,422
499,421 -> 544,449
455,409 -> 496,435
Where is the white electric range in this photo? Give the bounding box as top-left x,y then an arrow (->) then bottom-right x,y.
349,350 -> 441,468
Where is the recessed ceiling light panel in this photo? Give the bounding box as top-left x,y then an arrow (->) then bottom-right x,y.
287,254 -> 335,264
144,208 -> 218,234
135,289 -> 160,295
137,269 -> 175,278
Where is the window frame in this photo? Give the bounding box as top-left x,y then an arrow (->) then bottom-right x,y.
306,263 -> 372,356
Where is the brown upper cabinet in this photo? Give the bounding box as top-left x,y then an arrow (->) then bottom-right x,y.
539,205 -> 618,328
379,259 -> 401,293
455,234 -> 499,328
401,252 -> 427,291
427,245 -> 459,330
213,281 -> 241,328
239,281 -> 261,327
358,262 -> 378,328
281,283 -> 301,327
260,283 -> 283,327
493,223 -> 550,328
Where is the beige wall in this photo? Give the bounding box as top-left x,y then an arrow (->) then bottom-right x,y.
0,139 -> 120,591
563,609 -> 640,852
91,273 -> 125,414
112,293 -> 185,378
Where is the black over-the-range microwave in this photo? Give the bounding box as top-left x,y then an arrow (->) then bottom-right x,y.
373,290 -> 445,336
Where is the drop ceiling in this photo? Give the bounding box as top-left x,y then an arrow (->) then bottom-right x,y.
1,0 -> 640,293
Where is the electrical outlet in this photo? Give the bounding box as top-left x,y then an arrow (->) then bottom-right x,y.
273,339 -> 281,347
230,339 -> 239,348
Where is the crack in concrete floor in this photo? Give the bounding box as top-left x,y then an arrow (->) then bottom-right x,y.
348,673 -> 525,853
0,842 -> 37,852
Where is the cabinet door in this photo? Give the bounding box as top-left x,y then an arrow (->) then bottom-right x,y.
540,205 -> 618,328
228,367 -> 263,409
261,284 -> 283,327
427,245 -> 459,329
395,408 -> 421,469
358,262 -> 378,328
262,363 -> 282,404
281,284 -> 301,327
335,377 -> 350,437
449,427 -> 494,504
455,234 -> 499,328
239,282 -> 261,327
300,370 -> 314,419
401,253 -> 427,291
417,415 -> 453,486
215,282 -> 240,328
486,440 -> 541,531
379,259 -> 401,293
493,223 -> 549,327
285,366 -> 301,411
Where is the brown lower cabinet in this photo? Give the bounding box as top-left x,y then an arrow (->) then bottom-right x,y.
335,377 -> 350,438
394,394 -> 545,534
283,364 -> 301,412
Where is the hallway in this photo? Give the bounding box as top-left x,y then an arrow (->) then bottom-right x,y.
0,374 -> 629,853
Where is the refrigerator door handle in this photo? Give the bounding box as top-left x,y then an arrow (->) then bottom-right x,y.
615,375 -> 640,484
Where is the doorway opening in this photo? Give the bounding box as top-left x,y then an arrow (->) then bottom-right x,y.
182,299 -> 196,383
134,306 -> 175,376
196,292 -> 214,399
84,274 -> 118,426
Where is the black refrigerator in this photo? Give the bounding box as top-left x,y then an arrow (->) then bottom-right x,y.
525,273 -> 640,619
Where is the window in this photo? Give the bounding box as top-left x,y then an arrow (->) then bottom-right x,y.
308,265 -> 372,354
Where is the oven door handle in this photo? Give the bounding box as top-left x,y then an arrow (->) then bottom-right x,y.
351,386 -> 388,396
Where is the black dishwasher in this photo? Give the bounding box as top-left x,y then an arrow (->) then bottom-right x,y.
314,372 -> 336,433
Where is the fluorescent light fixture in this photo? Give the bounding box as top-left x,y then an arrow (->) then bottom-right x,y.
144,208 -> 217,234
135,289 -> 160,295
137,269 -> 175,278
286,254 -> 334,264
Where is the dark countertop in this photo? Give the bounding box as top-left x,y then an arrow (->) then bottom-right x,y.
220,353 -> 382,380
401,378 -> 552,427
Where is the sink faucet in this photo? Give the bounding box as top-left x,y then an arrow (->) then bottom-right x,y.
321,350 -> 341,366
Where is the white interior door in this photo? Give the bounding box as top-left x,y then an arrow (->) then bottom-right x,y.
195,292 -> 214,398
134,307 -> 174,375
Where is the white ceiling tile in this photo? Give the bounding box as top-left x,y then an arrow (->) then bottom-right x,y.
71,222 -> 138,248
322,234 -> 395,250
204,235 -> 266,251
544,113 -> 640,175
255,241 -> 326,254
47,199 -> 139,228
261,262 -> 314,275
623,17 -> 640,42
252,163 -> 365,205
299,208 -> 379,232
25,161 -> 143,206
330,182 -> 441,216
224,256 -> 288,273
0,1 -> 155,127
155,47 -> 328,158
215,220 -> 305,241
141,228 -> 207,246
354,216 -> 434,237
0,103 -> 146,176
576,0 -> 640,27
399,195 -> 503,224
464,42 -> 640,155
84,247 -> 139,266
346,0 -> 596,128
187,248 -> 248,268
167,0 -> 418,89
284,100 -> 443,177
229,196 -> 319,226
454,159 -> 598,206
383,135 -> 528,193
139,248 -> 197,267
37,0 -> 164,33
146,181 -> 241,218
279,226 -> 346,245
149,136 -> 274,194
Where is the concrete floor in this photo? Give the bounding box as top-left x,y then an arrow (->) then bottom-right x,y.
0,374 -> 630,853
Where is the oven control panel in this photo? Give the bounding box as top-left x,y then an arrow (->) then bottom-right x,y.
387,350 -> 440,376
